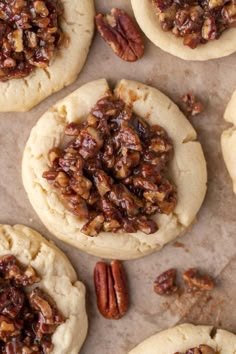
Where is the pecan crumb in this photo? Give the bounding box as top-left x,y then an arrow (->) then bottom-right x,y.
183,268 -> 215,292
154,268 -> 178,295
95,8 -> 144,62
181,92 -> 204,116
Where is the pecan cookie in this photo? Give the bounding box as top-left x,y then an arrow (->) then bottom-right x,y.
131,0 -> 236,61
0,0 -> 94,112
221,90 -> 236,193
22,79 -> 207,259
0,224 -> 88,353
128,323 -> 236,353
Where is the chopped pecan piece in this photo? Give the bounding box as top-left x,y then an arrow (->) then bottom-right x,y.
136,216 -> 158,234
70,176 -> 92,199
64,122 -> 81,136
133,177 -> 158,191
95,8 -> 144,62
132,116 -> 151,141
29,288 -> 64,337
42,171 -> 59,182
48,148 -> 61,167
81,214 -> 105,236
183,268 -> 214,292
181,92 -> 204,116
114,149 -> 140,179
60,150 -> 83,174
209,0 -> 225,9
99,197 -> 122,221
143,190 -> 166,203
78,127 -> 104,159
61,193 -> 88,219
91,95 -> 127,120
94,260 -> 129,319
55,171 -> 69,187
202,17 -> 217,41
93,170 -> 113,197
109,184 -> 143,217
115,126 -> 142,151
198,345 -> 216,354
103,219 -> 121,232
0,284 -> 25,318
154,268 -> 178,295
149,137 -> 172,155
0,315 -> 20,340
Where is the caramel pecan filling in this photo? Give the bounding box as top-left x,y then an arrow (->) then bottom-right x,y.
152,0 -> 236,49
0,255 -> 64,353
174,344 -> 216,354
43,95 -> 177,236
0,0 -> 63,81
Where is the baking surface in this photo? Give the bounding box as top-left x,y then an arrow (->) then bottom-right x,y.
1,1 -> 236,353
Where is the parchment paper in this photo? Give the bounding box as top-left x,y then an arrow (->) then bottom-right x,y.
1,1 -> 236,353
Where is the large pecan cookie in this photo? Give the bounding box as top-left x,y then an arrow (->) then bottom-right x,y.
22,79 -> 207,259
0,0 -> 94,112
131,0 -> 236,61
128,323 -> 236,353
221,90 -> 236,193
0,224 -> 88,353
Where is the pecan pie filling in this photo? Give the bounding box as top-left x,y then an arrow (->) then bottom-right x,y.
152,0 -> 236,49
0,0 -> 63,81
43,95 -> 177,236
0,255 -> 64,353
174,344 -> 216,354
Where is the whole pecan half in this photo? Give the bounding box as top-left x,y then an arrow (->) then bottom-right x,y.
95,8 -> 144,62
94,260 -> 129,319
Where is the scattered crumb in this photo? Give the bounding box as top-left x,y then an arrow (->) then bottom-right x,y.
181,92 -> 204,116
173,241 -> 189,252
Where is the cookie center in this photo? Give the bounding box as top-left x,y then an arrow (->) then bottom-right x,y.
0,255 -> 64,353
152,0 -> 236,48
43,94 -> 177,236
0,0 -> 63,80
